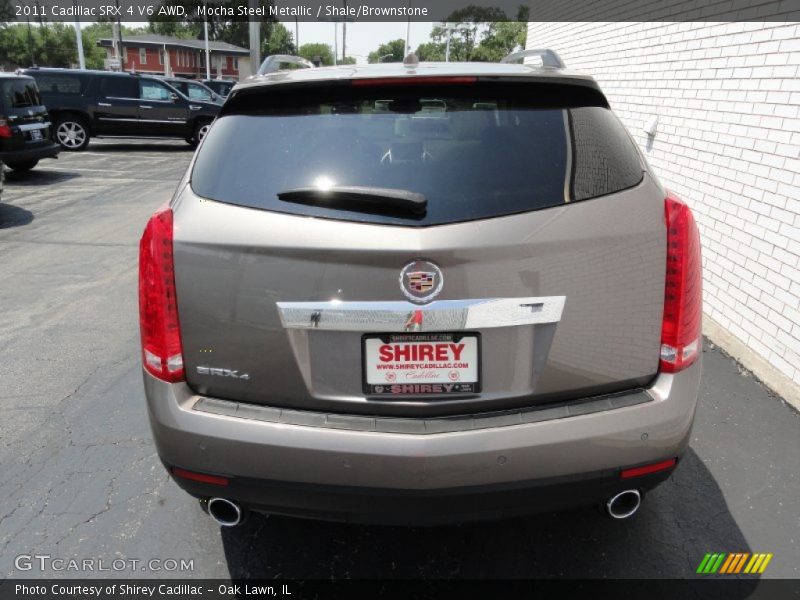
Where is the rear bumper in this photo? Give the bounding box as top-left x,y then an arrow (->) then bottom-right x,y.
144,360 -> 701,524
0,142 -> 60,163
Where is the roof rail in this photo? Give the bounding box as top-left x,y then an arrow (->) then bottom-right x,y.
501,49 -> 565,69
257,54 -> 315,76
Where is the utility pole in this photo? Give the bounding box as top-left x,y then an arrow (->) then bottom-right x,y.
115,0 -> 124,72
248,0 -> 260,75
24,10 -> 35,66
445,22 -> 451,62
405,0 -> 411,53
203,5 -> 211,80
341,0 -> 346,62
73,0 -> 85,69
294,17 -> 299,50
333,21 -> 338,66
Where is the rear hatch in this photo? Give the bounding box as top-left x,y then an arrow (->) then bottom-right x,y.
0,77 -> 52,151
173,76 -> 666,417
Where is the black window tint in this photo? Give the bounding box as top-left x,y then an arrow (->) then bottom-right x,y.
99,77 -> 137,98
192,83 -> 642,227
569,108 -> 644,202
31,74 -> 83,95
1,78 -> 42,108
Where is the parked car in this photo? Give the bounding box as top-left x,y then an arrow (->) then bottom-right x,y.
0,73 -> 59,171
139,51 -> 703,527
200,78 -> 235,98
21,68 -> 220,150
161,77 -> 223,105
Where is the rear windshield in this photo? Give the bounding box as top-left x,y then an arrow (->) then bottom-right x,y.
1,78 -> 42,109
192,82 -> 643,226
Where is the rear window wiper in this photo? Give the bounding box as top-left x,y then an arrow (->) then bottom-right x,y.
277,185 -> 427,218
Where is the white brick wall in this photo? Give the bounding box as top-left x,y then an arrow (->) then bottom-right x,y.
527,20 -> 800,390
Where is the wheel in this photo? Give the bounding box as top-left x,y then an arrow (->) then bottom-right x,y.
54,115 -> 90,151
189,121 -> 212,147
5,159 -> 39,172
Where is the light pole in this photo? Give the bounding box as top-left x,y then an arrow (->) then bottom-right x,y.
115,0 -> 124,72
203,5 -> 211,80
73,0 -> 85,69
444,23 -> 469,62
333,21 -> 338,66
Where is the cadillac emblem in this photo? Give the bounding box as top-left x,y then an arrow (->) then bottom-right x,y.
399,260 -> 443,304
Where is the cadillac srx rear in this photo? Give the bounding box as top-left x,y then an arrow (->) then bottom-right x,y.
139,52 -> 702,526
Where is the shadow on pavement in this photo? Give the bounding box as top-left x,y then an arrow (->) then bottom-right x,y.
87,142 -> 194,153
220,448 -> 755,586
4,168 -> 81,187
0,202 -> 34,229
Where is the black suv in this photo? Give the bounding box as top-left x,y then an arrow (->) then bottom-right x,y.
162,77 -> 223,105
201,79 -> 235,98
0,73 -> 60,171
21,68 -> 221,151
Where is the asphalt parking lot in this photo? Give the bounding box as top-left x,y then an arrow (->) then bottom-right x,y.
0,142 -> 798,581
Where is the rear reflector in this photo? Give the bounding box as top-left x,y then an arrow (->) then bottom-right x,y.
621,458 -> 677,480
351,76 -> 477,87
171,467 -> 229,487
660,192 -> 702,373
0,118 -> 12,138
138,206 -> 185,382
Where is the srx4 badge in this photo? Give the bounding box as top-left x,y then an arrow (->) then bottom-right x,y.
196,366 -> 250,380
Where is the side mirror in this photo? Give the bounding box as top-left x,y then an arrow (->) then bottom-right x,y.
169,92 -> 179,102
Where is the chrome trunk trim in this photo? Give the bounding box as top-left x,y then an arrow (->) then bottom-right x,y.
276,297 -> 566,332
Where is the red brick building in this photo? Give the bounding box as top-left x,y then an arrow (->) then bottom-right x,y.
98,34 -> 249,80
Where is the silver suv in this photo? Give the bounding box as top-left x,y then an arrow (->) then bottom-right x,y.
139,51 -> 702,526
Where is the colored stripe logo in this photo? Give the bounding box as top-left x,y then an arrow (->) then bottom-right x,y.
696,552 -> 773,574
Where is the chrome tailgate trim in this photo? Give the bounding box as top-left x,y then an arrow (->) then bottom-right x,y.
277,297 -> 566,332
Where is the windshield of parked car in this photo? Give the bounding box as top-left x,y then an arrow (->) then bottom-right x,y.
192,82 -> 643,226
2,78 -> 42,108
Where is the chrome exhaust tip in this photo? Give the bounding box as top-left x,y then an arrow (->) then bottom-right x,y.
605,489 -> 642,520
207,497 -> 245,527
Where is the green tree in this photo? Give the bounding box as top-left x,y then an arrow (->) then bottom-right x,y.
0,0 -> 16,22
415,41 -> 444,62
298,42 -> 333,66
367,38 -> 406,63
471,6 -> 529,61
263,21 -> 295,56
0,22 -> 144,70
413,5 -> 528,63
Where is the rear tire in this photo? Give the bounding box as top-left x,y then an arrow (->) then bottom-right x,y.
54,115 -> 90,151
5,159 -> 39,172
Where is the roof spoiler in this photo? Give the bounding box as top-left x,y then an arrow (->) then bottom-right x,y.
501,49 -> 565,69
257,54 -> 315,76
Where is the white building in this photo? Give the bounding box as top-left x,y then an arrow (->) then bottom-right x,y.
527,18 -> 800,406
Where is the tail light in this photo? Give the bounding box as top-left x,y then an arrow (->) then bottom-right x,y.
351,76 -> 477,86
660,192 -> 702,373
139,206 -> 185,382
171,467 -> 229,486
0,118 -> 12,138
621,458 -> 677,480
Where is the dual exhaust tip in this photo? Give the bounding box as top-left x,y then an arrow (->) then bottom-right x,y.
206,490 -> 642,526
605,489 -> 642,520
207,497 -> 246,527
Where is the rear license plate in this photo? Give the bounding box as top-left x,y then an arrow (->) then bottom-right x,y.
363,333 -> 480,395
29,129 -> 43,141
